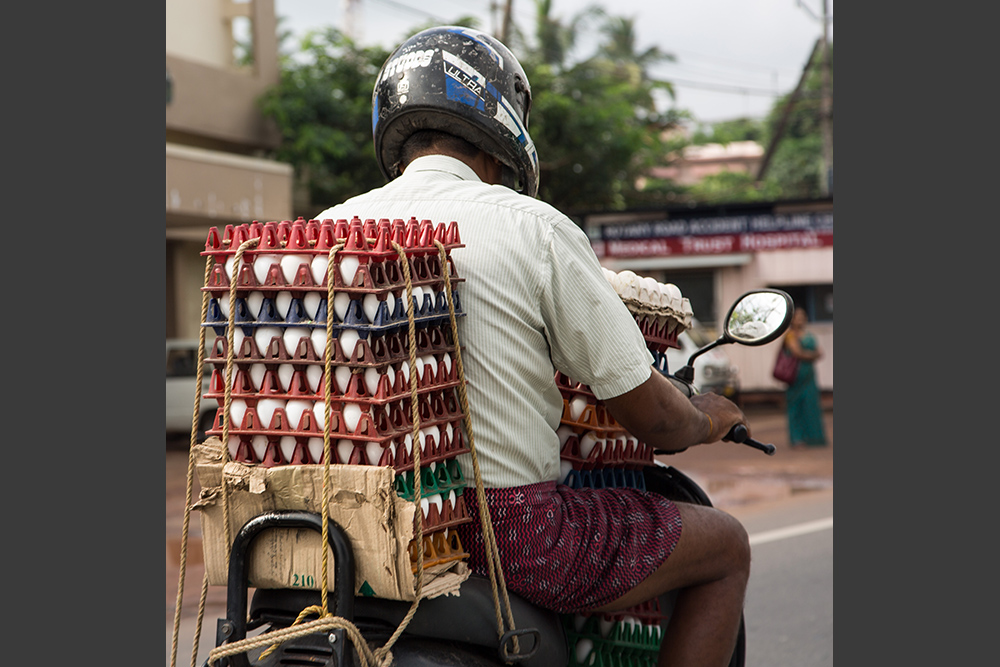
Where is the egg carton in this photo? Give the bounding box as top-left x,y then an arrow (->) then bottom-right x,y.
203,319 -> 458,369
601,268 -> 693,338
563,602 -> 665,667
202,217 -> 464,295
208,383 -> 465,446
203,287 -> 464,343
558,429 -> 653,472
408,528 -> 469,574
204,351 -> 462,409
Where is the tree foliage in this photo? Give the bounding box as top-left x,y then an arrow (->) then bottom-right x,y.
760,43 -> 833,200
255,8 -> 832,220
257,28 -> 390,217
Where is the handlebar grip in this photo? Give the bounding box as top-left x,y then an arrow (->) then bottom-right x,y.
724,424 -> 776,456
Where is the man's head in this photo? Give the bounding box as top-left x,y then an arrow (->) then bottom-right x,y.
371,26 -> 540,197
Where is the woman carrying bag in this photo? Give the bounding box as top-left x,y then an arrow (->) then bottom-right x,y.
779,308 -> 827,447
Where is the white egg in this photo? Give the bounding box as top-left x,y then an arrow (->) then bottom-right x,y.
310,255 -> 328,286
362,293 -> 381,323
310,328 -> 327,358
639,276 -> 659,305
339,329 -> 361,360
254,326 -> 283,357
366,440 -> 384,465
336,439 -> 355,464
332,292 -> 352,321
232,328 -> 246,353
283,329 -> 308,359
343,403 -> 364,432
227,435 -> 241,461
441,353 -> 453,376
285,400 -> 313,430
253,254 -> 281,285
334,366 -> 352,394
428,493 -> 443,513
230,399 -> 248,428
410,286 -> 425,311
275,291 -> 293,319
661,283 -> 682,310
224,256 -> 237,282
579,432 -> 600,459
251,435 -> 268,461
574,638 -> 593,664
364,367 -> 382,396
279,436 -> 297,461
246,291 -> 265,321
280,254 -> 307,284
560,460 -> 574,483
402,433 -> 413,454
312,401 -> 327,431
385,292 -> 397,318
306,365 -> 324,393
217,296 -> 230,319
569,396 -> 588,422
419,425 -> 441,449
257,398 -> 285,428
277,364 -> 295,392
249,364 -> 266,392
556,425 -> 575,447
339,255 -> 360,286
307,437 -> 324,463
303,292 -> 322,319
419,355 -> 434,381
598,616 -> 615,637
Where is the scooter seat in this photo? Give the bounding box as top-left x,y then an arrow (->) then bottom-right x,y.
250,574 -> 567,665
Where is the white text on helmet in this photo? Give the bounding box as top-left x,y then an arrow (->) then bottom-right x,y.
379,49 -> 435,85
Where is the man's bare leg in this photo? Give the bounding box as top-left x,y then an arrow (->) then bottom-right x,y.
591,502 -> 751,667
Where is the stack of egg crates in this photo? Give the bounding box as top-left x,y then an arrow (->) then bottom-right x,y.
563,600 -> 666,667
199,216 -> 473,574
557,269 -> 694,665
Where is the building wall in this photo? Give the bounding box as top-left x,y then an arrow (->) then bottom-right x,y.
165,0 -> 293,340
584,199 -> 833,393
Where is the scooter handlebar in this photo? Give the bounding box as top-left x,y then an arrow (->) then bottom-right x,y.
724,424 -> 776,455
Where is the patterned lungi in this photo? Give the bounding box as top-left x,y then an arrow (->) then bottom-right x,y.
456,481 -> 683,614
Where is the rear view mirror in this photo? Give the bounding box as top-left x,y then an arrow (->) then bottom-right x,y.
724,290 -> 794,346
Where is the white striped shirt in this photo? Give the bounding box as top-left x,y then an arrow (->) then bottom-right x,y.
316,155 -> 653,487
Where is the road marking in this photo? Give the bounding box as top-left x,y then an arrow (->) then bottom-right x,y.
749,517 -> 833,546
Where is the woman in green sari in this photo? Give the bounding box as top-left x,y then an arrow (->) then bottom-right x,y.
783,308 -> 827,447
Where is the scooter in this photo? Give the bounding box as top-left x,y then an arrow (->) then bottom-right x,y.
204,288 -> 793,667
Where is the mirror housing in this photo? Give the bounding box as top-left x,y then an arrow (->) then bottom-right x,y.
675,289 -> 794,383
723,289 -> 794,346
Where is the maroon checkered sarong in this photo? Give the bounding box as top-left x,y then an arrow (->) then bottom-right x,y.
455,481 -> 683,613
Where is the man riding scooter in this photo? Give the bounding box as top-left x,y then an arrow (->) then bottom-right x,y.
314,26 -> 752,667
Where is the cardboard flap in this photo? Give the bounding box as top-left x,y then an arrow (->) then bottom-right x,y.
193,437 -> 466,601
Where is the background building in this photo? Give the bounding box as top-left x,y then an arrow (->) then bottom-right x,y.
166,0 -> 293,340
584,198 -> 833,395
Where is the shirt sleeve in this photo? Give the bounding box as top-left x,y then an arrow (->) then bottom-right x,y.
538,217 -> 653,400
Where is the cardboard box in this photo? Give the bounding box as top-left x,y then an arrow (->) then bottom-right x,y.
192,438 -> 468,601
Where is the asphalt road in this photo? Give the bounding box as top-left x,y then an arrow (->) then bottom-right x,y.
731,490 -> 834,667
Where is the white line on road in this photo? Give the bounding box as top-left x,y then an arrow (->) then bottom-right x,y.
748,517 -> 833,546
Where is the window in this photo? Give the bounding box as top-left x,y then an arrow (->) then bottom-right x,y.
660,270 -> 717,325
773,283 -> 833,322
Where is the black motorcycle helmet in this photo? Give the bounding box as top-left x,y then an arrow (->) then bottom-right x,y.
372,26 -> 540,197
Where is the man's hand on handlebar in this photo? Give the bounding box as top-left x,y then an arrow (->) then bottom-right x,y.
690,392 -> 748,444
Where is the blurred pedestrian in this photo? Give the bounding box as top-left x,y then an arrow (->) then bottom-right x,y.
783,307 -> 827,447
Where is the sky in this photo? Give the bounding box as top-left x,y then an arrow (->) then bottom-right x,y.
273,0 -> 832,126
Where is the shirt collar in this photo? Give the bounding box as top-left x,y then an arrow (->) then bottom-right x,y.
402,154 -> 483,184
